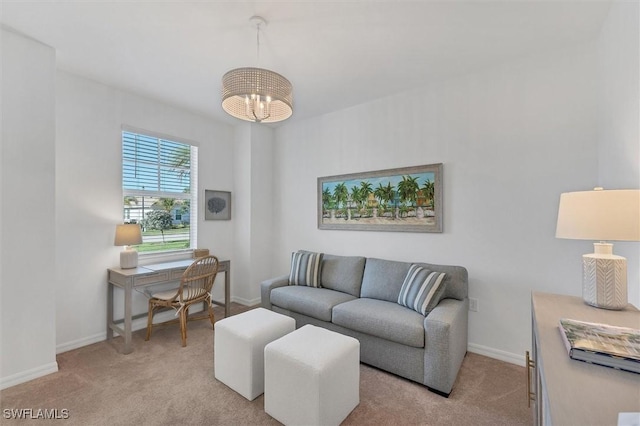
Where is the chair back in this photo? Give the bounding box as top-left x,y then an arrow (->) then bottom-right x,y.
179,255 -> 219,303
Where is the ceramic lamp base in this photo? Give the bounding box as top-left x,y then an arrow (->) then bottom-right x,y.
120,248 -> 139,269
582,244 -> 627,310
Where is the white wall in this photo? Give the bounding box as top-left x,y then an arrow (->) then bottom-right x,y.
55,71 -> 235,352
272,43 -> 600,364
233,124 -> 252,305
249,125 -> 275,302
232,124 -> 275,305
596,0 -> 640,307
1,28 -> 58,388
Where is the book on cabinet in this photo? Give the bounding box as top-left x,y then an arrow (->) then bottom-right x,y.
558,318 -> 640,374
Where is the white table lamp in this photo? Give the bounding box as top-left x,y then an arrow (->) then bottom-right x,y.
114,224 -> 143,269
556,188 -> 640,310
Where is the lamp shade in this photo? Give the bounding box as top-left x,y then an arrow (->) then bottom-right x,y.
221,67 -> 293,123
556,189 -> 640,241
114,224 -> 143,246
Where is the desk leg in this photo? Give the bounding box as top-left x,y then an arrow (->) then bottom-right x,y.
225,268 -> 230,318
123,284 -> 133,354
107,282 -> 114,340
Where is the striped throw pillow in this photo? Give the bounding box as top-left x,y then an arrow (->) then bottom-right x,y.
397,264 -> 447,316
288,251 -> 324,287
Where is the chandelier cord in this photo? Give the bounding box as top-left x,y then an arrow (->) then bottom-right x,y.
255,21 -> 261,64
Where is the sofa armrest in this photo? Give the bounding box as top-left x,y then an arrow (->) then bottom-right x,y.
423,297 -> 469,396
260,275 -> 290,309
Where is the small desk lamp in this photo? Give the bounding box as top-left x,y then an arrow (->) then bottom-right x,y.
556,188 -> 640,310
114,224 -> 143,269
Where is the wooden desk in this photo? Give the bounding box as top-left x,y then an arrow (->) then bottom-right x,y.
107,259 -> 230,354
530,292 -> 640,425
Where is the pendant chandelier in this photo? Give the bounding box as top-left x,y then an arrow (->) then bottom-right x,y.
221,16 -> 293,123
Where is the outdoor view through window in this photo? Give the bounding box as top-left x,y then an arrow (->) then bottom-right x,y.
122,130 -> 197,253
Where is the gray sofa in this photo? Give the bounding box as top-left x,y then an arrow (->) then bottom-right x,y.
260,252 -> 469,396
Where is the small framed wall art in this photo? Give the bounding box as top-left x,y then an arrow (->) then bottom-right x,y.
204,190 -> 231,220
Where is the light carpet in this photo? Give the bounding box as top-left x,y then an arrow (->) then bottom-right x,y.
1,304 -> 532,425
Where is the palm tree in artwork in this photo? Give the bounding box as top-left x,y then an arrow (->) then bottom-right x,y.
360,180 -> 373,205
384,183 -> 396,205
322,187 -> 334,213
374,183 -> 386,208
333,183 -> 348,216
359,181 -> 373,212
397,175 -> 420,213
380,182 -> 396,218
421,179 -> 435,209
350,185 -> 361,208
374,183 -> 387,215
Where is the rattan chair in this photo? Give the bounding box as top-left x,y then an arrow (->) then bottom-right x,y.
145,255 -> 219,347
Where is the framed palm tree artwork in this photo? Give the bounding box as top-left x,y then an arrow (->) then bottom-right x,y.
318,163 -> 443,233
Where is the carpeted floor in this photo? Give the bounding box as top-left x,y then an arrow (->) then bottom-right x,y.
1,304 -> 532,425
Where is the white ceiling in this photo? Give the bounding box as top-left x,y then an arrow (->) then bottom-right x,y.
1,0 -> 612,126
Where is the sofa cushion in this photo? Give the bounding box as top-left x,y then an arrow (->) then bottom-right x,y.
288,251 -> 323,287
270,286 -> 356,322
320,254 -> 366,297
332,298 -> 425,348
398,265 -> 447,315
414,262 -> 468,301
360,258 -> 411,302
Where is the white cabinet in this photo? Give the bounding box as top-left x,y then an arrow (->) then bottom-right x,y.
529,292 -> 640,426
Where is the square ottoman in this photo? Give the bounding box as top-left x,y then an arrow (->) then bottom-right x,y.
214,308 -> 295,401
264,324 -> 360,426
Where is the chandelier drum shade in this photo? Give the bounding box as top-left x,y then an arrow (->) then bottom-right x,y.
221,67 -> 293,123
221,16 -> 293,123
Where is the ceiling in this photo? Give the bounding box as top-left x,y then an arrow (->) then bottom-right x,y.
0,0 -> 612,126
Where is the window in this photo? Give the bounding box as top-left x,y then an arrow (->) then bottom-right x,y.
122,129 -> 198,253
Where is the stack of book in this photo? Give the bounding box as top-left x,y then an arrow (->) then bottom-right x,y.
558,318 -> 640,374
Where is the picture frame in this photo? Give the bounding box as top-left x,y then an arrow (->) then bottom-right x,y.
318,163 -> 443,233
204,190 -> 231,220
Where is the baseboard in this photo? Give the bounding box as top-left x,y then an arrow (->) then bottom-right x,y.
231,296 -> 261,306
56,301 -> 259,355
56,309 -> 180,354
468,343 -> 525,367
56,332 -> 106,354
0,362 -> 58,390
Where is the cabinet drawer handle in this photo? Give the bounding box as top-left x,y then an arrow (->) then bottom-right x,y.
526,350 -> 536,407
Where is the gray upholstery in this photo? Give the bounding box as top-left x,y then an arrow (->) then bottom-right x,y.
272,306 -> 425,384
260,253 -> 469,396
424,298 -> 469,394
360,258 -> 411,302
415,262 -> 468,301
332,298 -> 424,348
270,286 -> 356,322
260,275 -> 289,310
320,254 -> 366,297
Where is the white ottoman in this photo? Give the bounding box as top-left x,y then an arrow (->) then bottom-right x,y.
214,308 -> 295,401
264,325 -> 360,426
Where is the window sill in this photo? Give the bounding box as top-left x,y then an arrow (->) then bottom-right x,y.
138,249 -> 194,265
